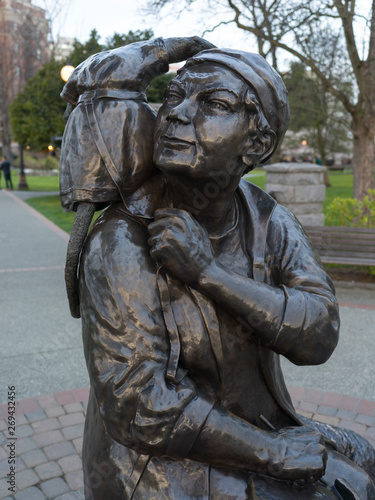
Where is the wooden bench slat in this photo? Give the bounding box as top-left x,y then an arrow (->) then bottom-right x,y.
317,257 -> 375,266
310,238 -> 375,252
311,240 -> 375,254
305,226 -> 375,234
307,231 -> 375,242
305,226 -> 375,236
304,225 -> 375,267
309,234 -> 375,242
318,250 -> 375,259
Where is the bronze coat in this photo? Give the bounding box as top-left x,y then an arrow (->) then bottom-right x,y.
79,179 -> 339,499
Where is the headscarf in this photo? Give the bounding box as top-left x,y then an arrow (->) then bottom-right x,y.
182,49 -> 290,162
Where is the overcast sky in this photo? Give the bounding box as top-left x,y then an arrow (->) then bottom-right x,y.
33,0 -> 373,68
33,0 -> 258,51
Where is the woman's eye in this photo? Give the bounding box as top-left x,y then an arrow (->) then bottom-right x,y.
205,100 -> 230,111
164,89 -> 183,102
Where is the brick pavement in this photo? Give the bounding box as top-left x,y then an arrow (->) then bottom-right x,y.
0,387 -> 375,499
0,389 -> 88,499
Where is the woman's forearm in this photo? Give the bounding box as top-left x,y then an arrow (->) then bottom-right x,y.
188,404 -> 272,471
197,259 -> 285,345
187,403 -> 327,483
197,258 -> 338,365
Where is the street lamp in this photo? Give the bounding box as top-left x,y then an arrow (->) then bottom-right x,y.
60,64 -> 75,82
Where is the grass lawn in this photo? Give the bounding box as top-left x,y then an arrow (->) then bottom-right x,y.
10,170 -> 60,191
25,195 -> 103,235
26,195 -> 76,234
322,170 -> 354,212
21,169 -> 355,235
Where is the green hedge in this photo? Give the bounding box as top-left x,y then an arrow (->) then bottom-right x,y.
325,189 -> 375,227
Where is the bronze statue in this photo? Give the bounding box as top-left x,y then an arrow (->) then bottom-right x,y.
60,37 -> 375,499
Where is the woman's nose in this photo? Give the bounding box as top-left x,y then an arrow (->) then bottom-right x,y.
167,101 -> 191,124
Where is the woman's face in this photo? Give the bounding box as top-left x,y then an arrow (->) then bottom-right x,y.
153,63 -> 254,182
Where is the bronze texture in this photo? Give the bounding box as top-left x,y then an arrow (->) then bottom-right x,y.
60,37 -> 375,499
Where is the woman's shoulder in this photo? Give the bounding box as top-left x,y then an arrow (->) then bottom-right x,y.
82,204 -> 153,273
80,204 -> 163,314
81,175 -> 166,274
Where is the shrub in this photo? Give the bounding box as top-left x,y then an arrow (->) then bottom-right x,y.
12,153 -> 44,170
325,189 -> 375,227
44,156 -> 60,171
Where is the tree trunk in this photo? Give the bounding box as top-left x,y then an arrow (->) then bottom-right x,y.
317,128 -> 331,187
1,106 -> 12,160
352,115 -> 375,199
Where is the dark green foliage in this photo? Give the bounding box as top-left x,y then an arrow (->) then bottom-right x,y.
326,190 -> 375,227
69,28 -> 155,67
104,29 -> 155,50
10,29 -> 168,150
68,29 -> 103,67
283,62 -> 351,164
147,72 -> 175,102
10,59 -> 66,150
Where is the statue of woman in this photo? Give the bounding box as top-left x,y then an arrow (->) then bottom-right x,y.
66,42 -> 375,499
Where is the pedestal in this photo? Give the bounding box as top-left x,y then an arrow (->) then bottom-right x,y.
264,163 -> 326,226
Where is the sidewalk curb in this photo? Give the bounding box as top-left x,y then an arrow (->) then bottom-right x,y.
333,280 -> 375,290
5,190 -> 69,244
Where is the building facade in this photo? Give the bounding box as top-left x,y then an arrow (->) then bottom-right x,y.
53,36 -> 75,62
0,0 -> 50,152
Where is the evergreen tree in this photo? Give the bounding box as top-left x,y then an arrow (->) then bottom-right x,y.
283,62 -> 351,166
69,29 -> 103,67
10,29 -> 173,150
10,59 -> 66,150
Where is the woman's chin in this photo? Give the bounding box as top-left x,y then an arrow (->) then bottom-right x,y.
153,151 -> 202,178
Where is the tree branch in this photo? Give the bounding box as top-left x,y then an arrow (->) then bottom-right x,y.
367,0 -> 375,63
333,0 -> 362,85
202,19 -> 236,35
226,0 -> 356,113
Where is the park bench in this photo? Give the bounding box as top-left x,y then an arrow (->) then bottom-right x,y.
304,226 -> 375,267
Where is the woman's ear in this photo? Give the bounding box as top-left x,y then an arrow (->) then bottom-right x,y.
242,130 -> 276,167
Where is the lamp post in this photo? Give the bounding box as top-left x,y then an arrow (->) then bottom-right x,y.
17,144 -> 29,190
60,64 -> 74,82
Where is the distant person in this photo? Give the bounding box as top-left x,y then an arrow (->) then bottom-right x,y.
1,157 -> 13,190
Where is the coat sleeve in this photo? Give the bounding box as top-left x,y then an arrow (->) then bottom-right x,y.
265,205 -> 340,366
79,210 -> 213,457
61,38 -> 169,105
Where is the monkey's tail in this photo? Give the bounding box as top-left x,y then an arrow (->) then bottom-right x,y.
65,202 -> 96,318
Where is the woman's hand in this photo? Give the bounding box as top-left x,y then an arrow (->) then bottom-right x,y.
164,36 -> 216,64
148,208 -> 216,285
268,426 -> 328,483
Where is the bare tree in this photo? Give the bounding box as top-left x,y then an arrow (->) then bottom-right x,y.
0,1 -> 50,159
149,0 -> 375,199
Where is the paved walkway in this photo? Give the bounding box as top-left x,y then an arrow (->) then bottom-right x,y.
0,190 -> 88,404
1,188 -> 375,499
0,387 -> 375,499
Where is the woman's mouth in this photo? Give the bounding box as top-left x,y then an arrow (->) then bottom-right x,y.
162,136 -> 195,151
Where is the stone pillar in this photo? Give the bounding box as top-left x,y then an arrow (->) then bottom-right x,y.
264,163 -> 326,226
